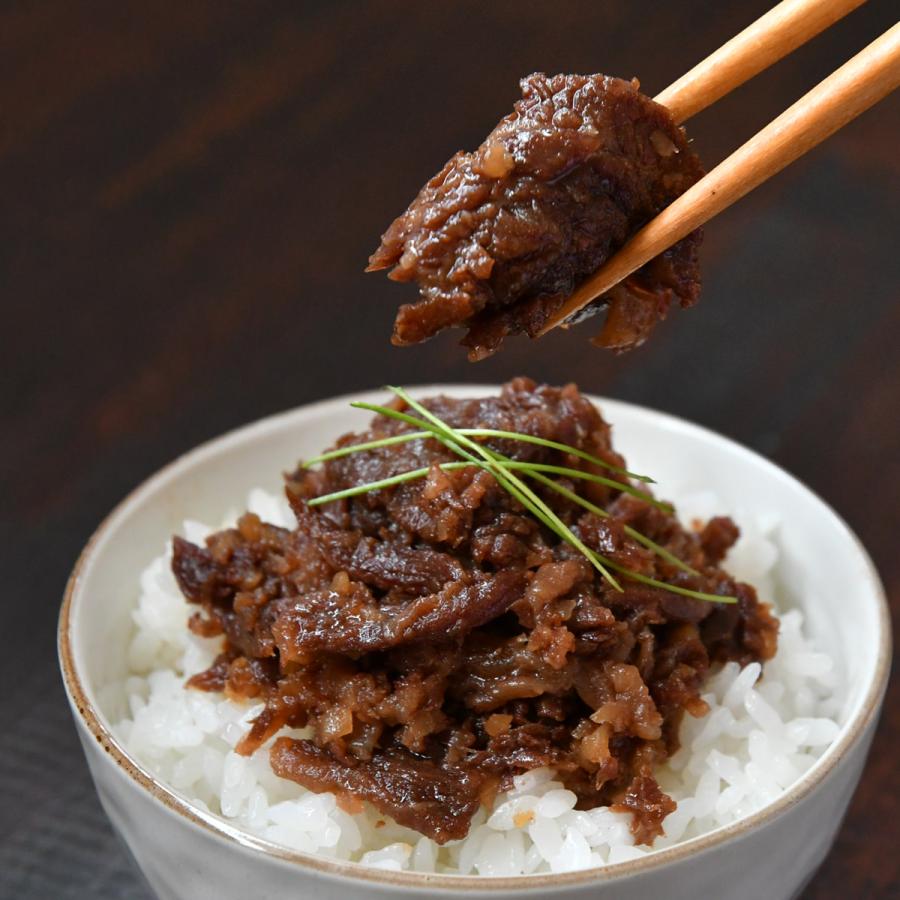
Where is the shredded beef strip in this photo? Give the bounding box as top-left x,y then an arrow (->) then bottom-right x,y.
173,379 -> 777,844
272,569 -> 526,657
368,74 -> 704,359
270,739 -> 483,844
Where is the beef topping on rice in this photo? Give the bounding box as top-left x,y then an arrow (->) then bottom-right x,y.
173,379 -> 777,844
367,74 -> 704,359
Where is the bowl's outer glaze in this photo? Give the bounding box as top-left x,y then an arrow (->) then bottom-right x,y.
59,387 -> 891,900
70,711 -> 878,900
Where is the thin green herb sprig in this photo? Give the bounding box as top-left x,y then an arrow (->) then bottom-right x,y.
306,421 -> 666,512
308,461 -> 693,575
306,460 -> 472,505
522,470 -> 699,576
305,427 -> 654,483
304,388 -> 735,605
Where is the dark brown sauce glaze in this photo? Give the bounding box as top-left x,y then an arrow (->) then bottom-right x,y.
368,74 -> 704,359
173,380 -> 777,844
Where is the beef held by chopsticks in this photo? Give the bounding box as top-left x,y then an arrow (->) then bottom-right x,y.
368,74 -> 704,359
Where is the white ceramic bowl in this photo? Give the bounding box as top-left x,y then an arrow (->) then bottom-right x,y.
59,386 -> 890,900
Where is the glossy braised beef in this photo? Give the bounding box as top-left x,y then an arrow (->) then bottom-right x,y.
368,74 -> 704,359
173,380 -> 776,844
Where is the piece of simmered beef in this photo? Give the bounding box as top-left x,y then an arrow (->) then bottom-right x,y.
368,74 -> 704,359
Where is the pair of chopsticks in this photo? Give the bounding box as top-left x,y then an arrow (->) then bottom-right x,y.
538,0 -> 900,338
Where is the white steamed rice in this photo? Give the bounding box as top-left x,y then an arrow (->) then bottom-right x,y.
111,487 -> 841,876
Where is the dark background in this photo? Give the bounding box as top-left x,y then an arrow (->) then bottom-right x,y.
2,1 -> 897,897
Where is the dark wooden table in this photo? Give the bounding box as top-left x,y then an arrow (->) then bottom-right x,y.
2,2 -> 897,897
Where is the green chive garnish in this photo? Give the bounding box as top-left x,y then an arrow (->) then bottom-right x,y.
303,388 -> 735,604
304,426 -> 653,483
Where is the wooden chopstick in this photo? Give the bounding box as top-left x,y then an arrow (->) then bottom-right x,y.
538,22 -> 900,338
656,0 -> 867,123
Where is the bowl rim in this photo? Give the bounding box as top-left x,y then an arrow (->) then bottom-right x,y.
58,385 -> 892,891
